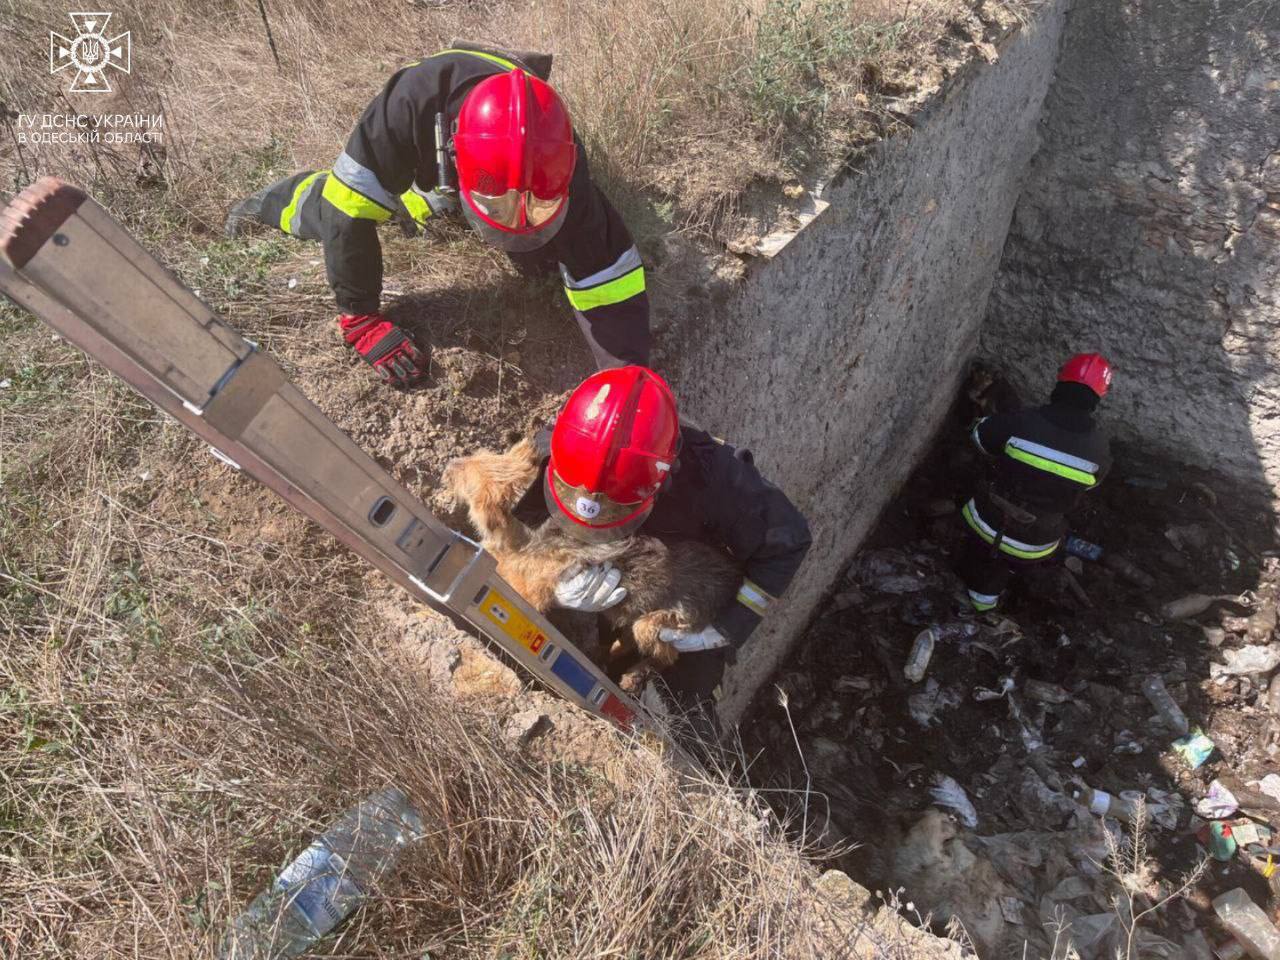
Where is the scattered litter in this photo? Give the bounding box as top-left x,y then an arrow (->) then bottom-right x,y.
1199,821 -> 1238,861
832,675 -> 873,693
873,574 -> 928,594
1144,787 -> 1183,830
1174,730 -> 1216,769
287,277 -> 298,289
1197,781 -> 1240,819
1211,645 -> 1280,680
199,255 -> 209,265
1141,674 -> 1190,735
1072,756 -> 1087,768
1213,887 -> 1280,960
1113,730 -> 1143,754
1255,774 -> 1280,802
1160,593 -> 1218,620
1228,819 -> 1267,847
137,469 -> 153,483
903,627 -> 936,683
1105,552 -> 1156,588
929,774 -> 978,828
1024,679 -> 1071,704
1080,786 -> 1136,822
1065,534 -> 1104,561
0,378 -> 10,389
908,677 -> 961,727
974,676 -> 1015,701
1226,548 -> 1243,571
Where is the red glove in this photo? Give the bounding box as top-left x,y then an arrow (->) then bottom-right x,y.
338,314 -> 425,387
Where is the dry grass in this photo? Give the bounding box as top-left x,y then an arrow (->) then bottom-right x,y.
1,0 -> 1031,955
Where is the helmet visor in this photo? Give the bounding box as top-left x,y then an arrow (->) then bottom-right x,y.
461,190 -> 568,252
544,468 -> 653,543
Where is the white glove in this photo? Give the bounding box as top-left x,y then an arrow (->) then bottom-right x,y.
553,562 -> 627,612
657,624 -> 729,653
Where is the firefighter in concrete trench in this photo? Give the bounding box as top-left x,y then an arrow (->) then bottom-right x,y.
533,366 -> 812,717
958,353 -> 1114,611
225,45 -> 649,385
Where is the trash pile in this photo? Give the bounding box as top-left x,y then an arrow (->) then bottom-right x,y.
744,426 -> 1280,959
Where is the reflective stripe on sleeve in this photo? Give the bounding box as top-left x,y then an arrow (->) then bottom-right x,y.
562,246 -> 646,312
736,578 -> 775,617
322,151 -> 396,221
280,172 -> 323,235
961,499 -> 1059,560
968,588 -> 1000,611
1004,436 -> 1098,487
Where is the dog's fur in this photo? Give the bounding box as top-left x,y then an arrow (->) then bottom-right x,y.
443,438 -> 740,675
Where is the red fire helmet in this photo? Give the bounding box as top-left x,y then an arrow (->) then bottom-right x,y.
544,366 -> 680,542
453,69 -> 576,242
1057,352 -> 1113,398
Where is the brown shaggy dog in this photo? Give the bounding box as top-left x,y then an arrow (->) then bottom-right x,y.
442,438 -> 740,679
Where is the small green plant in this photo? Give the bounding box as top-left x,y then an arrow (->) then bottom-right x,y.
104,564 -> 164,647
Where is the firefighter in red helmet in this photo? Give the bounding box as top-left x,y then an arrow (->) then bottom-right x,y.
522,366 -> 811,714
958,353 -> 1114,612
225,46 -> 650,385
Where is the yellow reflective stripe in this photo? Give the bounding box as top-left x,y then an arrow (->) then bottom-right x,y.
736,579 -> 774,617
434,48 -> 517,71
400,188 -> 432,226
564,266 -> 646,312
961,501 -> 1059,560
1004,444 -> 1096,487
321,174 -> 393,222
280,172 -> 323,235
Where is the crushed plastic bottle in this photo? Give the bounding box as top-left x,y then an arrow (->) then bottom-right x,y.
220,786 -> 424,960
1141,675 -> 1190,736
1212,888 -> 1280,960
903,627 -> 937,683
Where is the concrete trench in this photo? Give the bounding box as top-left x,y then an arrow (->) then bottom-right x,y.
656,0 -> 1280,951
661,0 -> 1280,726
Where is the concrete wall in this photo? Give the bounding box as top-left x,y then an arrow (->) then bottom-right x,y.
661,0 -> 1071,724
983,0 -> 1280,499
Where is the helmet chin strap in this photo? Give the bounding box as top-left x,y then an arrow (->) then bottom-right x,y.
460,193 -> 567,253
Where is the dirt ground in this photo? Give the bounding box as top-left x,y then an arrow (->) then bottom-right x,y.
742,370 -> 1280,958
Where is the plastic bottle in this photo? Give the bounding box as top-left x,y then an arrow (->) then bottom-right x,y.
1159,593 -> 1216,620
1079,787 -> 1137,822
1140,675 -> 1190,736
903,628 -> 936,683
220,786 -> 424,960
1212,888 -> 1280,960
1064,535 -> 1104,562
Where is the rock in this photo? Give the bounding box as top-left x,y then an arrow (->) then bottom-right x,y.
451,647 -> 522,698
815,868 -> 873,914
504,709 -> 550,745
891,810 -> 1008,955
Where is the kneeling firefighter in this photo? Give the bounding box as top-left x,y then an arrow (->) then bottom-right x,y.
958,353 -> 1114,611
226,45 -> 650,385
528,366 -> 812,721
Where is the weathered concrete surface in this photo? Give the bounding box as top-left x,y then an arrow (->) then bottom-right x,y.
983,0 -> 1280,498
662,0 -> 1071,725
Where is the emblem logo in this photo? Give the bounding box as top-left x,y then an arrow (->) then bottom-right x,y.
51,13 -> 131,93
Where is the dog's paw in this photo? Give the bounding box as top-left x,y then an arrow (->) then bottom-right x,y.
619,661 -> 660,695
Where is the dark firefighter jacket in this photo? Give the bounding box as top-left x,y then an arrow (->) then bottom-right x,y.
966,400 -> 1113,559
267,47 -> 650,368
519,426 -> 813,647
